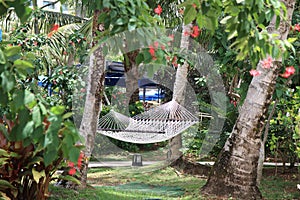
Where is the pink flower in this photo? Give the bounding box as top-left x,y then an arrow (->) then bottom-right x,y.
285,66 -> 295,75
249,69 -> 261,76
154,41 -> 159,48
184,31 -> 190,36
154,5 -> 162,15
261,56 -> 273,69
294,24 -> 300,32
191,26 -> 200,38
168,34 -> 174,41
280,66 -> 295,78
192,3 -> 197,8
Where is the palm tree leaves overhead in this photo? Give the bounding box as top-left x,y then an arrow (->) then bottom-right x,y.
0,7 -> 92,69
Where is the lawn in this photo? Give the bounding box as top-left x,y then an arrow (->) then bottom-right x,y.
49,166 -> 300,200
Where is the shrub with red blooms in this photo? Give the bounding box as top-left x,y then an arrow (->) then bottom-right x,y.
67,152 -> 85,176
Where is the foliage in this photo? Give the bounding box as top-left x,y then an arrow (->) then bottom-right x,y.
0,28 -> 82,200
181,0 -> 294,67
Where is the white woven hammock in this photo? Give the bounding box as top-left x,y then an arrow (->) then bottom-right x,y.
97,100 -> 209,144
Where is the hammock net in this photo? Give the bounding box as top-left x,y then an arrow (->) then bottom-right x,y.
97,100 -> 207,144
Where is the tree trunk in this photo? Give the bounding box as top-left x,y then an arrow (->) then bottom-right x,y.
32,0 -> 39,34
79,10 -> 106,187
124,50 -> 140,105
169,23 -> 192,161
257,99 -> 278,185
201,1 -> 295,199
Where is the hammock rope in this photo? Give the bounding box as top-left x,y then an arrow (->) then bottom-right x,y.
97,100 -> 210,144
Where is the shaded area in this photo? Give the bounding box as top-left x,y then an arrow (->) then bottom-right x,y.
100,182 -> 185,197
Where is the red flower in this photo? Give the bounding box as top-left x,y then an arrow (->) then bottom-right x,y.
192,3 -> 197,8
48,24 -> 60,38
172,56 -> 178,67
77,152 -> 84,168
149,45 -> 155,56
191,26 -> 200,38
261,56 -> 273,69
294,24 -> 300,32
68,168 -> 76,175
280,66 -> 295,78
154,5 -> 162,15
51,24 -> 59,31
154,41 -> 159,48
249,69 -> 261,76
68,161 -> 74,168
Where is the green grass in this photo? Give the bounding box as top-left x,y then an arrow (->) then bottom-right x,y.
49,167 -> 300,200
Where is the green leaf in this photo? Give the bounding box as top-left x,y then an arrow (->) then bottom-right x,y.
24,90 -> 36,108
1,71 -> 15,92
22,121 -> 34,139
0,180 -> 16,190
14,59 -> 34,70
32,106 -> 42,127
115,18 -> 126,25
135,53 -> 144,65
50,105 -> 65,115
58,175 -> 81,185
0,149 -> 9,157
184,5 -> 197,25
0,49 -> 6,64
12,4 -> 32,23
128,22 -> 136,31
69,148 -> 80,163
0,89 -> 8,105
220,16 -> 232,24
4,46 -> 21,57
43,149 -> 57,166
62,112 -> 73,119
287,38 -> 297,43
32,168 -> 45,183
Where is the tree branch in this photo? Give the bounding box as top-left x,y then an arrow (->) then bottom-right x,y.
40,0 -> 60,10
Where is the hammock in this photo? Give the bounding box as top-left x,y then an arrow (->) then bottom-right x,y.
97,100 -> 210,144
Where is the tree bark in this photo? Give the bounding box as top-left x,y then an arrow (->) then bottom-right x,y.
168,23 -> 192,161
201,1 -> 295,199
257,99 -> 278,185
79,9 -> 106,187
124,50 -> 140,105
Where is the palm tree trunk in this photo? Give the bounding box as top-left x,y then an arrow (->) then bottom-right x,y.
79,9 -> 106,187
201,1 -> 295,198
169,23 -> 192,161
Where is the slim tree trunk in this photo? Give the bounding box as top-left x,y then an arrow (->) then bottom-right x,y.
124,50 -> 140,105
201,1 -> 295,199
169,23 -> 192,161
32,0 -> 39,34
257,99 -> 278,185
79,10 -> 106,187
